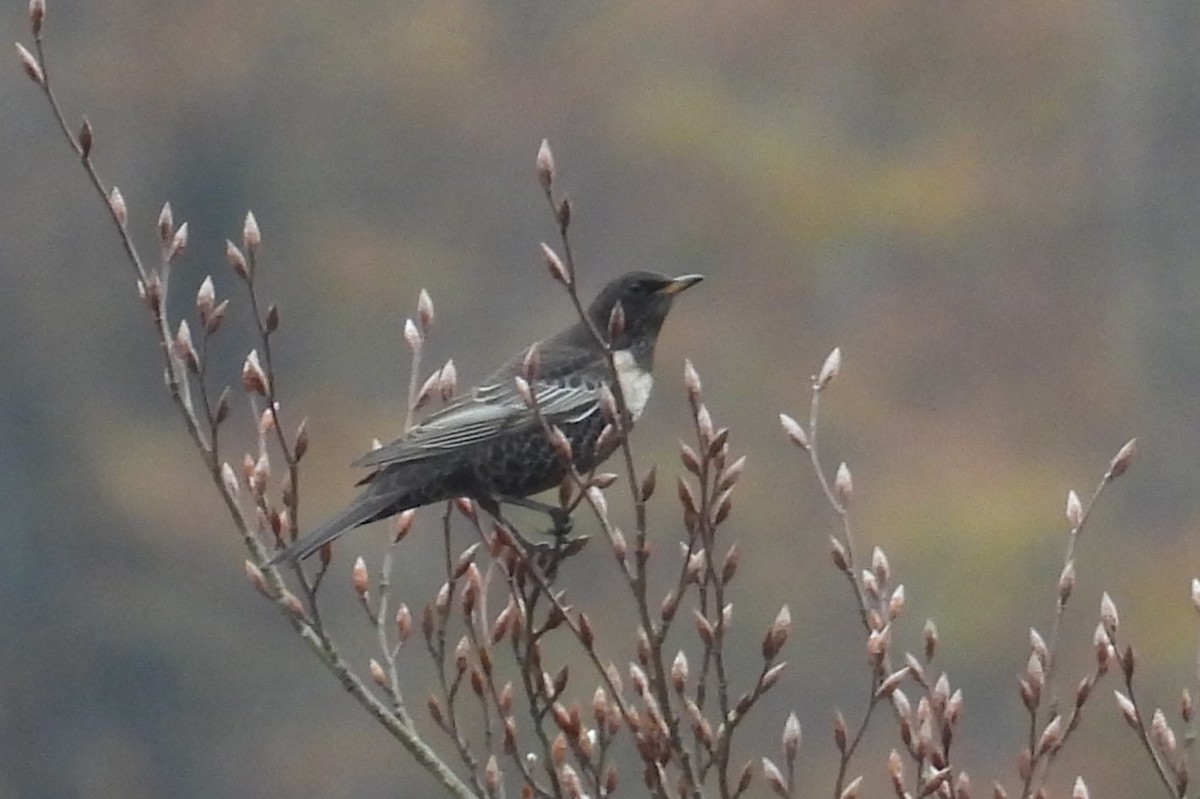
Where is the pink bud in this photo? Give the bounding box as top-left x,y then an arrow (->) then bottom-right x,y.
540,242 -> 571,286
395,604 -> 412,641
169,222 -> 189,260
835,462 -> 853,506
417,288 -> 434,333
513,376 -> 534,408
352,556 -> 369,599
16,42 -> 43,85
683,359 -> 702,403
173,320 -> 198,373
438,359 -> 457,401
196,275 -> 216,322
783,712 -> 802,763
369,658 -> 388,689
817,347 -> 842,388
158,202 -> 174,244
220,462 -> 239,498
244,560 -> 268,596
225,240 -> 248,280
242,210 -> 261,251
521,343 -> 540,382
241,349 -> 269,396
780,413 -> 809,449
29,0 -> 45,35
762,757 -> 786,798
1100,592 -> 1119,638
403,316 -> 422,352
1106,438 -> 1137,480
671,650 -> 688,691
108,187 -> 127,227
536,138 -> 555,191
78,117 -> 93,159
1066,489 -> 1082,528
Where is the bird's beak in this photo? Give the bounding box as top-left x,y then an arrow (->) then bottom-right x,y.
659,274 -> 704,296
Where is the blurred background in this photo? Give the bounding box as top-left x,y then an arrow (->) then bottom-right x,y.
4,0 -> 1200,796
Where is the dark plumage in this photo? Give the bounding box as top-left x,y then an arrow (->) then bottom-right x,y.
269,271 -> 703,564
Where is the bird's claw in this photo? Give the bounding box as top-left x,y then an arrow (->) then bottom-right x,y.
548,507 -> 574,537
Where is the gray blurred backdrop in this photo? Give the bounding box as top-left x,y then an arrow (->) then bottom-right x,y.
5,1 -> 1200,796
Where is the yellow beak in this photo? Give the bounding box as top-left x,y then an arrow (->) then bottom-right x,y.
660,274 -> 704,296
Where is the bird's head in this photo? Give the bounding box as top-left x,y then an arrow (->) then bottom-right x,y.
585,271 -> 703,352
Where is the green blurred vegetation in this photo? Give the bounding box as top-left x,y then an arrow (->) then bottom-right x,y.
5,0 -> 1200,796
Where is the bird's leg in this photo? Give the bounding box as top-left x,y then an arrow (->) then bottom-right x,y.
495,494 -> 587,577
478,497 -> 548,555
495,494 -> 575,539
481,497 -> 588,587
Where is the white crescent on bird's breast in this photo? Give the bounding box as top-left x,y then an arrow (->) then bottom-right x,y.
612,349 -> 654,423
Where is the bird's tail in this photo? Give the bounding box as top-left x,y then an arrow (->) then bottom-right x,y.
266,485 -> 403,566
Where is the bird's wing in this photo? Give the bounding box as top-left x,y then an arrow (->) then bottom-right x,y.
351,376 -> 604,470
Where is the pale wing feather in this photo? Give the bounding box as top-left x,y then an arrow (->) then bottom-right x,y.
352,379 -> 603,469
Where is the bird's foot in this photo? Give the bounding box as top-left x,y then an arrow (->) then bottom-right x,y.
548,507 -> 574,538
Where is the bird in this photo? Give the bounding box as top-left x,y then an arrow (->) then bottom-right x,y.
269,271 -> 703,565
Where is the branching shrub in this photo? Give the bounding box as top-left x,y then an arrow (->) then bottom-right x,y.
17,4 -> 1200,797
